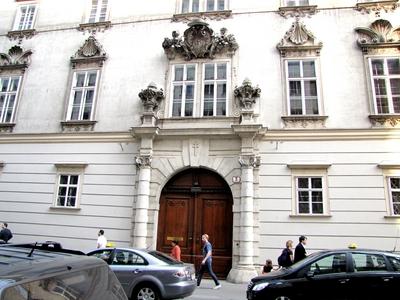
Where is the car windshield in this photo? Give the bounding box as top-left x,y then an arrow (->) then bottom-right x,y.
148,251 -> 183,265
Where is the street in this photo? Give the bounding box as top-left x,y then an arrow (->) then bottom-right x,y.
186,280 -> 248,300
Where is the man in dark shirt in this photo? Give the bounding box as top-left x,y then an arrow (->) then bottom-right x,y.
294,235 -> 307,263
0,223 -> 13,243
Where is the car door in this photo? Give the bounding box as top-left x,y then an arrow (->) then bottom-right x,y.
110,250 -> 148,296
291,253 -> 354,300
350,252 -> 395,300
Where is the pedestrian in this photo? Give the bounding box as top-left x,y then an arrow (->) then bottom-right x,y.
170,240 -> 181,261
294,235 -> 307,263
197,234 -> 221,290
277,240 -> 294,268
97,229 -> 107,248
0,223 -> 13,244
262,259 -> 273,274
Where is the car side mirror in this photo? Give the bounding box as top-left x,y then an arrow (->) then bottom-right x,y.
306,270 -> 315,278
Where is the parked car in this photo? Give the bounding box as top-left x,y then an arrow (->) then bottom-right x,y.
87,247 -> 196,300
0,244 -> 128,300
247,248 -> 400,300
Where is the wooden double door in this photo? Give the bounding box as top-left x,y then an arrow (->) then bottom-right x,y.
157,168 -> 233,278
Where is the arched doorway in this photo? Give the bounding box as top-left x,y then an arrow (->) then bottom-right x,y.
157,168 -> 233,278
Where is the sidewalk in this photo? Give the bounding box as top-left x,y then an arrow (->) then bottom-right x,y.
186,279 -> 248,300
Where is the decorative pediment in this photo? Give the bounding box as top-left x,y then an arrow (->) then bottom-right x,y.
278,5 -> 319,18
277,20 -> 323,57
0,45 -> 32,73
70,36 -> 107,68
355,0 -> 399,17
162,20 -> 238,60
355,19 -> 400,54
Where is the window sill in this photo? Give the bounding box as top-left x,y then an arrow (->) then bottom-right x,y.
172,10 -> 232,22
78,21 -> 112,33
282,115 -> 327,129
50,206 -> 81,211
355,1 -> 399,15
278,5 -> 318,18
384,215 -> 400,219
0,123 -> 16,133
7,29 -> 37,43
61,120 -> 97,132
369,114 -> 400,127
290,214 -> 332,218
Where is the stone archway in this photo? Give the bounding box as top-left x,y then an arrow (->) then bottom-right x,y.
156,168 -> 233,278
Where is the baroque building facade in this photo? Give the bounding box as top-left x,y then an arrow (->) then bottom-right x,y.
0,0 -> 400,282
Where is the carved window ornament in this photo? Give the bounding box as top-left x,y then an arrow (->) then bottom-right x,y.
355,0 -> 399,17
277,20 -> 323,57
278,4 -> 318,19
0,45 -> 33,74
70,35 -> 107,69
162,20 -> 238,61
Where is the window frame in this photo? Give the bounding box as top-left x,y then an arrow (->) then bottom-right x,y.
0,75 -> 22,124
168,60 -> 231,118
179,0 -> 228,13
66,69 -> 100,121
285,58 -> 321,116
284,0 -> 310,6
171,64 -> 197,117
368,56 -> 400,115
388,176 -> 400,216
87,0 -> 109,23
13,2 -> 38,31
295,176 -> 324,215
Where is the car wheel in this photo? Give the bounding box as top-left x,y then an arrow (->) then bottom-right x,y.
274,297 -> 291,300
133,284 -> 160,300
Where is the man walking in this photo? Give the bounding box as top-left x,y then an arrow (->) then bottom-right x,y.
294,235 -> 307,263
97,229 -> 107,248
197,234 -> 221,289
0,223 -> 13,243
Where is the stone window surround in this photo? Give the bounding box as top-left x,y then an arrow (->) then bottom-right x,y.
287,162 -> 332,217
378,162 -> 400,217
51,163 -> 88,210
165,59 -> 232,118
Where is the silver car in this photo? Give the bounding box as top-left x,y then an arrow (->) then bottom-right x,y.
87,247 -> 196,300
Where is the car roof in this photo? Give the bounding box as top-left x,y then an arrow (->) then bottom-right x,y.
0,246 -> 106,283
314,248 -> 398,255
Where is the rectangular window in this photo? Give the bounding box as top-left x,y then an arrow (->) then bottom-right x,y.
296,177 -> 323,214
67,70 -> 99,121
170,61 -> 229,118
286,59 -> 319,115
370,58 -> 400,114
0,76 -> 21,123
172,64 -> 196,117
203,63 -> 227,116
13,4 -> 37,30
56,174 -> 79,208
89,0 -> 108,23
181,0 -> 226,13
389,177 -> 400,215
285,0 -> 309,6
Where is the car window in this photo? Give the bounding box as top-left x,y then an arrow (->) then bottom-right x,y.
112,250 -> 146,266
89,249 -> 113,262
1,265 -> 126,300
387,256 -> 400,271
148,250 -> 182,265
309,253 -> 347,275
352,253 -> 387,272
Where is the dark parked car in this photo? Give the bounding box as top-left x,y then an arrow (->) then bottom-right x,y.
0,244 -> 127,300
247,248 -> 400,300
87,247 -> 196,300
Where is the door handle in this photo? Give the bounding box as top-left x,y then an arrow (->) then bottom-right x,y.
338,279 -> 349,284
132,269 -> 141,274
383,277 -> 393,282
189,237 -> 193,240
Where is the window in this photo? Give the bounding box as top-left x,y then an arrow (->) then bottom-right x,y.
13,3 -> 37,30
67,70 -> 99,121
285,0 -> 309,6
309,253 -> 347,275
388,177 -> 400,215
296,177 -> 323,214
88,0 -> 108,23
352,253 -> 388,272
369,57 -> 400,114
286,60 -> 320,115
112,250 -> 146,265
170,62 -> 229,117
56,174 -> 80,208
0,76 -> 21,123
180,0 -> 227,13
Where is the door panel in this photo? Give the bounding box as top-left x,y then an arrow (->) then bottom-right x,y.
157,169 -> 233,278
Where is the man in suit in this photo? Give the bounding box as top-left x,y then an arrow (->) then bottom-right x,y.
294,235 -> 307,263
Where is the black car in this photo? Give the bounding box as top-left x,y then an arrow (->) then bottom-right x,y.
247,249 -> 400,300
